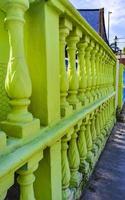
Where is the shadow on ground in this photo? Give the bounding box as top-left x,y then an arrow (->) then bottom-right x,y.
81,122 -> 125,200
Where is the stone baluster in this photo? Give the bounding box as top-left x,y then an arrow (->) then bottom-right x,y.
85,41 -> 94,103
98,48 -> 103,97
107,100 -> 110,128
105,102 -> 109,131
94,45 -> 100,100
90,111 -> 98,155
99,106 -> 105,141
98,106 -> 104,144
0,173 -> 14,200
95,108 -> 102,149
17,152 -> 42,200
109,99 -> 112,127
61,133 -> 72,199
111,60 -> 114,92
106,101 -> 110,133
1,0 -> 40,138
84,115 -> 94,168
105,55 -> 109,94
105,101 -> 109,133
103,103 -> 107,135
102,104 -> 107,137
77,36 -> 89,106
92,44 -> 99,100
91,42 -> 97,100
68,126 -> 82,188
103,53 -> 107,95
66,27 -> 82,110
107,56 -> 111,93
113,60 -> 116,91
101,51 -> 106,96
108,59 -> 111,92
77,121 -> 89,176
96,47 -> 102,99
59,18 -> 73,118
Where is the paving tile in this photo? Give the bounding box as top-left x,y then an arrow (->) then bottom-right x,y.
81,122 -> 125,200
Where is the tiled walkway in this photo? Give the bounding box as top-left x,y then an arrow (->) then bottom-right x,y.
81,122 -> 125,200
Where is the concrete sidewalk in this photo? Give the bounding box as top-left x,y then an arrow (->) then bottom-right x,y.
81,122 -> 125,200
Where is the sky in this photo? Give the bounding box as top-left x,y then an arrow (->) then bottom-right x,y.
69,0 -> 125,50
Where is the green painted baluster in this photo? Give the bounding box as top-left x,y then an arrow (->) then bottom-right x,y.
67,28 -> 82,110
18,170 -> 36,200
99,106 -> 105,143
113,60 -> 116,92
94,45 -> 99,100
102,51 -> 105,96
17,152 -> 42,200
95,109 -> 102,149
105,102 -> 109,133
103,103 -> 107,135
90,111 -> 98,156
77,121 -> 89,177
84,115 -> 94,168
103,54 -> 107,95
104,55 -> 108,95
98,49 -> 103,98
108,59 -> 111,93
110,98 -> 113,126
109,99 -> 112,129
59,18 -> 73,118
107,100 -> 110,130
105,55 -> 109,95
77,36 -> 89,106
112,97 -> 115,125
61,133 -> 73,200
0,174 -> 14,200
101,51 -> 106,96
96,47 -> 101,99
98,106 -> 104,145
108,57 -> 111,93
68,126 -> 82,188
107,56 -> 111,94
111,61 -> 114,92
1,0 -> 40,138
105,101 -> 109,134
86,41 -> 94,103
102,104 -> 107,137
91,41 -> 96,100
91,44 -> 98,100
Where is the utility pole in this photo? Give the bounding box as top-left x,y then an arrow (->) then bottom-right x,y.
114,36 -> 118,52
108,11 -> 112,43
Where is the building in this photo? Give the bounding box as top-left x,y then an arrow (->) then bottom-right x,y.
78,8 -> 109,44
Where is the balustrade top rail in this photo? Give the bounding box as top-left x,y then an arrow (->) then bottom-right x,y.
48,0 -> 116,60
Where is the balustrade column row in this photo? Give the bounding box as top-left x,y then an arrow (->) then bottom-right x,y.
59,18 -> 116,119
61,96 -> 116,199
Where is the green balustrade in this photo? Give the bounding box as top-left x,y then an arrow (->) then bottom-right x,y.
0,0 -> 117,199
118,64 -> 125,111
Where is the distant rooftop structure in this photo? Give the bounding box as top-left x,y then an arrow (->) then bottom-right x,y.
78,8 -> 109,45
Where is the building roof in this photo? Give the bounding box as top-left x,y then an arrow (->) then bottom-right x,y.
78,8 -> 109,44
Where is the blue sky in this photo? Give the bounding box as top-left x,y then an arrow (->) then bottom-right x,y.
69,0 -> 125,50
